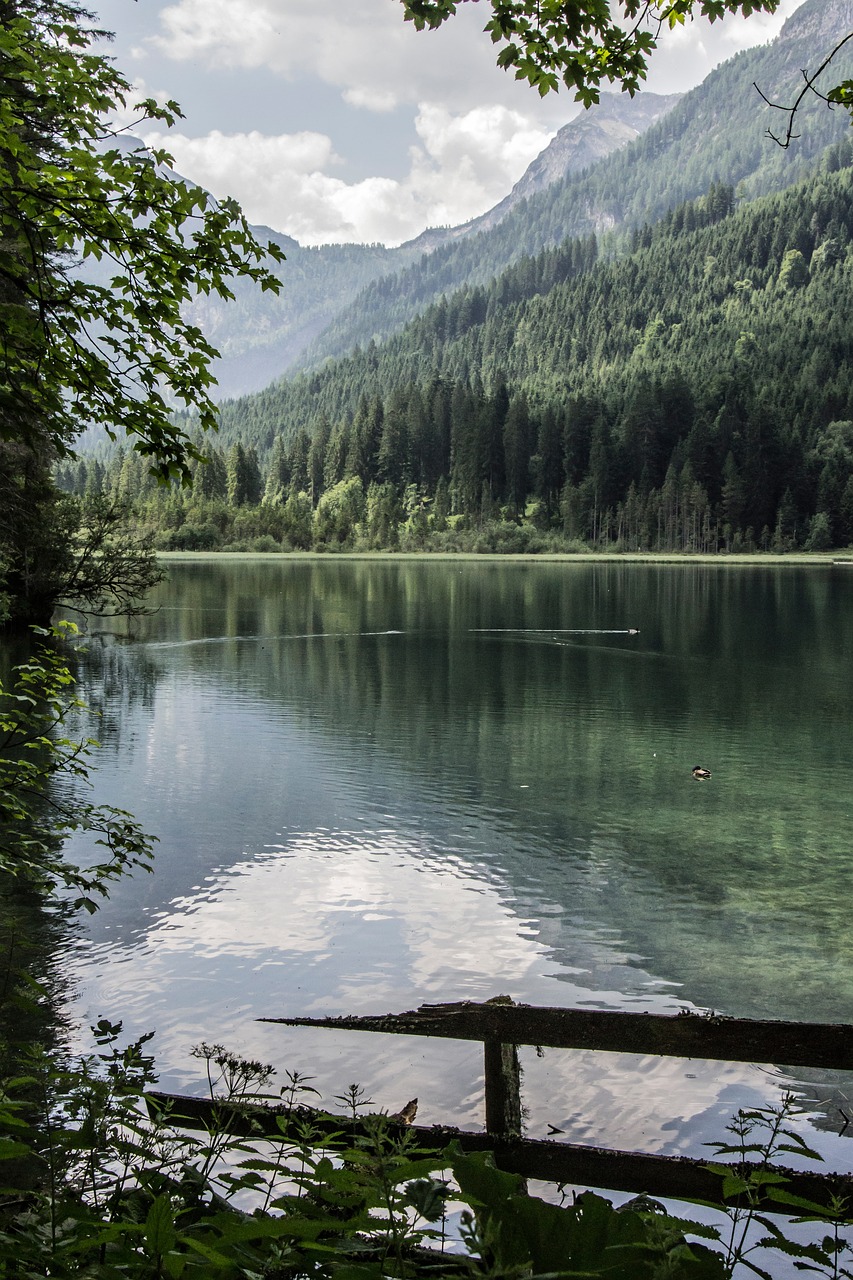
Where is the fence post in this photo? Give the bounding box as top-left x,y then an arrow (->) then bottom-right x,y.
483,1038 -> 522,1137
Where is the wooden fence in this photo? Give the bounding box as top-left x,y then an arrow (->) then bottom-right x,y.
150,998 -> 853,1212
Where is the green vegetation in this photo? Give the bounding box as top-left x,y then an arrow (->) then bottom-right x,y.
0,625 -> 154,911
0,0 -> 283,627
75,158 -> 853,554
0,0 -> 282,482
401,0 -> 781,102
0,476 -> 164,627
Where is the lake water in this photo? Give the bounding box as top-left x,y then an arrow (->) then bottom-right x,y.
59,556 -> 853,1169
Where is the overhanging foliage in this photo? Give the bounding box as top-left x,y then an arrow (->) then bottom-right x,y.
0,0 -> 283,485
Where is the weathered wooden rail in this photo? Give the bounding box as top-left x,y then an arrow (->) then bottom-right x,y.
151,998 -> 853,1212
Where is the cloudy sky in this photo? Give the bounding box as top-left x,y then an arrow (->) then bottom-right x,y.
93,0 -> 802,247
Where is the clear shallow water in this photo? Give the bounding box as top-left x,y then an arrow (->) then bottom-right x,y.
58,558 -> 853,1165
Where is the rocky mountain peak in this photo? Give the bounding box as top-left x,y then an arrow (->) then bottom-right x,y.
778,0 -> 853,44
402,90 -> 681,252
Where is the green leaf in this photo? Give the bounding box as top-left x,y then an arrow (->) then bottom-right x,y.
181,1235 -> 233,1265
0,1138 -> 32,1160
766,1188 -> 837,1215
145,1194 -> 177,1258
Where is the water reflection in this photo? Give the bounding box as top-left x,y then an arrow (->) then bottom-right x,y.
59,557 -> 853,1160
68,824 -> 779,1158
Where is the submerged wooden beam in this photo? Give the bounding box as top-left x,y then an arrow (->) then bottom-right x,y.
259,1001 -> 853,1070
146,1090 -> 853,1214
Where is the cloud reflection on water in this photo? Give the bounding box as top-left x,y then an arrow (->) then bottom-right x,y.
69,826 -> 781,1157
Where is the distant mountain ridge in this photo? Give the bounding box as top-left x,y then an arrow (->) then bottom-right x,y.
182,0 -> 853,400
189,93 -> 681,398
283,0 -> 853,378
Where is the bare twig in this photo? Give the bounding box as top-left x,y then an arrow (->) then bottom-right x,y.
756,29 -> 853,148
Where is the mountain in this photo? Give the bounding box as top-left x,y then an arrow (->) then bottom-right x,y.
186,233 -> 410,399
84,153 -> 853,552
402,91 -> 681,254
189,92 -> 680,399
473,91 -> 682,231
210,153 -> 853,450
284,0 -> 853,376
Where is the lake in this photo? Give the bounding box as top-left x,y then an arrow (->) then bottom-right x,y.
59,556 -> 853,1167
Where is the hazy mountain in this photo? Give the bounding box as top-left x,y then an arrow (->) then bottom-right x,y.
187,232 -> 414,400
475,91 -> 683,228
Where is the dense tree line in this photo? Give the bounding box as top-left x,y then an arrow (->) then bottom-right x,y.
66,157 -> 853,554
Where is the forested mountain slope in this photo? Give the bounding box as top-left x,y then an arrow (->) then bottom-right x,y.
183,94 -> 677,399
291,0 -> 853,372
77,147 -> 853,553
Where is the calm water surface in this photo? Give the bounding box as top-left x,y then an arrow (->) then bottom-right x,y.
60,558 -> 853,1164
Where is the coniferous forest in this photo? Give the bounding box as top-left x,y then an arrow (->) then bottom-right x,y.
65,147 -> 853,556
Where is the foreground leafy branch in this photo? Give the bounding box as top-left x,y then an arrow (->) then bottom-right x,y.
0,624 -> 154,911
58,494 -> 165,619
401,0 -> 782,103
0,0 -> 284,484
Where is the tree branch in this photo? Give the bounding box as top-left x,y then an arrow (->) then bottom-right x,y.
756,29 -> 853,148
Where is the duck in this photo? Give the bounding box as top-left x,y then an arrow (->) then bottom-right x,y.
692,765 -> 712,780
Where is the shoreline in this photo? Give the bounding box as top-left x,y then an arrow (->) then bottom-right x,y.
155,549 -> 852,566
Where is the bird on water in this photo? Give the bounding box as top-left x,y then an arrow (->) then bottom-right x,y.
692,765 -> 712,780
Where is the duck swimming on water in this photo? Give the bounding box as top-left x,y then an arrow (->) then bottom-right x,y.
692,765 -> 712,780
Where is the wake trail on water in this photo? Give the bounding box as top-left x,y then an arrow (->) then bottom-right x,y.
143,628 -> 639,651
143,630 -> 407,650
470,628 -> 640,636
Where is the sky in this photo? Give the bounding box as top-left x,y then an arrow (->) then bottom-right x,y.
92,0 -> 803,248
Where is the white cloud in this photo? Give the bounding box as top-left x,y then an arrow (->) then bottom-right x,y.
704,0 -> 803,54
158,127 -> 338,187
133,0 -> 805,245
415,103 -> 553,188
146,104 -> 556,246
150,0 -> 802,109
150,0 -> 569,120
342,86 -> 399,113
